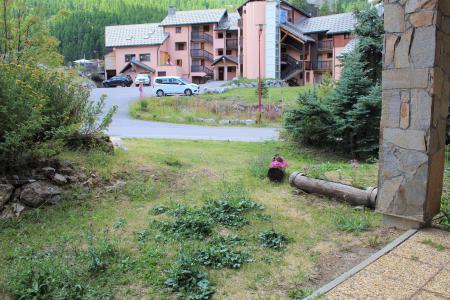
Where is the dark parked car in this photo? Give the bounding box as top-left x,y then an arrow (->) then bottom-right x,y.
102,75 -> 133,87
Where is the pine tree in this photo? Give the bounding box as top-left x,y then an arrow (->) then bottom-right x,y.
354,7 -> 383,83
330,49 -> 372,156
283,88 -> 335,146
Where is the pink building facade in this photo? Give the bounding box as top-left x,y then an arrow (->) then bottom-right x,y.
105,0 -> 356,85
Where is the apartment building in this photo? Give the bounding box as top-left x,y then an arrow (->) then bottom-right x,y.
104,0 -> 357,85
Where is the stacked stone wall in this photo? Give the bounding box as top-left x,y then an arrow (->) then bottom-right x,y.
378,0 -> 449,224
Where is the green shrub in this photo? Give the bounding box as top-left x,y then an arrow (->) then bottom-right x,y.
151,205 -> 169,215
203,183 -> 264,228
139,100 -> 149,112
283,89 -> 335,147
0,64 -> 116,168
333,210 -> 373,232
258,229 -> 289,251
156,211 -> 213,240
288,287 -> 313,299
193,243 -> 249,269
165,254 -> 214,300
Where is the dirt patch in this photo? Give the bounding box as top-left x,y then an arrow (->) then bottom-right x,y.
308,227 -> 402,289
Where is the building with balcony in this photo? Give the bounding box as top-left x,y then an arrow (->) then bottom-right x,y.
104,0 -> 356,86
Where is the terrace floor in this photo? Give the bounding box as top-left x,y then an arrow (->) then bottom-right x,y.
324,228 -> 450,299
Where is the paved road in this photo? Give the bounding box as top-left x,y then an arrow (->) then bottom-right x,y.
90,87 -> 279,141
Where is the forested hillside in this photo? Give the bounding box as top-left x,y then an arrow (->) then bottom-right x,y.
32,0 -> 243,62
22,0 -> 366,62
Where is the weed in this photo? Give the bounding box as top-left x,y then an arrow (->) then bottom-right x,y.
421,239 -> 448,251
86,228 -> 118,274
137,230 -> 151,243
125,179 -> 157,202
333,210 -> 373,232
151,205 -> 169,215
203,182 -> 264,227
366,235 -> 381,248
113,218 -> 127,230
156,211 -> 213,240
139,100 -> 149,112
193,243 -> 249,269
165,254 -> 214,300
249,153 -> 272,179
256,212 -> 272,222
259,229 -> 289,251
288,287 -> 313,299
163,155 -> 183,167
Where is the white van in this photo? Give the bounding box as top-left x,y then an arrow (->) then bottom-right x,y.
134,74 -> 150,86
153,76 -> 200,97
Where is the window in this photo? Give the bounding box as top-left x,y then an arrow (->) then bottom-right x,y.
217,48 -> 224,56
226,49 -> 232,55
157,71 -> 167,77
227,66 -> 236,73
344,33 -> 351,39
203,25 -> 210,32
124,54 -> 135,62
176,27 -> 182,33
175,42 -> 186,51
218,32 -> 224,39
226,32 -> 232,38
139,53 -> 151,61
327,53 -> 333,59
176,59 -> 183,66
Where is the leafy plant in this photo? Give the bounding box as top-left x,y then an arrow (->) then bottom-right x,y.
152,205 -> 169,215
203,198 -> 263,228
258,229 -> 289,251
156,211 -> 213,240
193,243 -> 249,269
86,228 -> 118,274
288,287 -> 313,299
165,254 -> 215,300
113,218 -> 127,229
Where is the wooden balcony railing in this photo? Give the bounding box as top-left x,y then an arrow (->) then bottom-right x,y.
190,49 -> 214,62
305,60 -> 333,71
318,40 -> 333,51
191,31 -> 213,44
191,65 -> 213,76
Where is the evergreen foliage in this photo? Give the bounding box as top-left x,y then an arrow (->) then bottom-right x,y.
283,7 -> 383,158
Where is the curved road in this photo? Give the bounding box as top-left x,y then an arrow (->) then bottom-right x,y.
90,87 -> 279,142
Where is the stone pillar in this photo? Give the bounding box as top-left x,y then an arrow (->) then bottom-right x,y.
378,0 -> 450,228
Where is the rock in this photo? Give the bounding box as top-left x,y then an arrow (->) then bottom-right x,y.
110,137 -> 128,151
40,167 -> 56,179
105,180 -> 126,192
245,119 -> 256,125
219,119 -> 230,124
53,173 -> 68,185
0,184 -> 14,210
20,182 -> 62,208
384,3 -> 405,33
67,176 -> 79,183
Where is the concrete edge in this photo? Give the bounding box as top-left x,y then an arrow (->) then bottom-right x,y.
303,228 -> 418,300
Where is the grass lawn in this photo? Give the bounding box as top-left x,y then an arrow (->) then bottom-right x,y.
130,86 -> 309,128
0,139 -> 400,299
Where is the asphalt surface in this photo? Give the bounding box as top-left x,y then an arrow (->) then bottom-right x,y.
90,86 -> 279,142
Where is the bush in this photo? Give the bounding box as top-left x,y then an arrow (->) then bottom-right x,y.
284,89 -> 335,146
193,243 -> 249,269
0,64 -> 116,169
165,254 -> 214,300
156,210 -> 213,240
258,229 -> 289,251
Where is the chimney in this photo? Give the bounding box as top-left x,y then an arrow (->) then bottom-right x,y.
168,6 -> 176,16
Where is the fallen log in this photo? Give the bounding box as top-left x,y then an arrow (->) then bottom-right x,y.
289,172 -> 377,208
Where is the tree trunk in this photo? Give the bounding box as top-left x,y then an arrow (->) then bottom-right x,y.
289,172 -> 377,208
